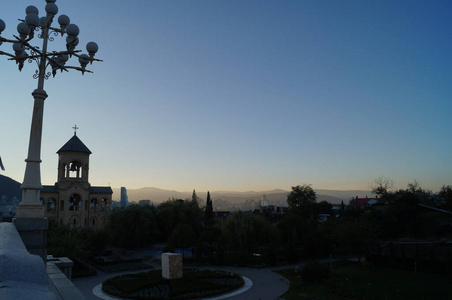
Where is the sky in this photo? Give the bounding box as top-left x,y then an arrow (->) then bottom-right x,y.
1,0 -> 451,194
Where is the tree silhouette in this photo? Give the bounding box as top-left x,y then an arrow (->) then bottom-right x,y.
204,191 -> 213,224
287,184 -> 317,218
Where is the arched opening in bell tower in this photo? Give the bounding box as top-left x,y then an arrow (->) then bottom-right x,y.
66,160 -> 83,178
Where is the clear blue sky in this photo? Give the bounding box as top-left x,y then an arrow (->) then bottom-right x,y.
1,0 -> 451,193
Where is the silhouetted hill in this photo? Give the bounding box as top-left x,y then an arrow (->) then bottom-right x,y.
113,186 -> 372,205
112,187 -> 191,203
0,175 -> 21,199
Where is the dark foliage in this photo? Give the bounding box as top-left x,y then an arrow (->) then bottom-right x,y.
204,191 -> 213,224
287,184 -> 317,219
108,204 -> 158,248
300,261 -> 331,283
102,269 -> 244,299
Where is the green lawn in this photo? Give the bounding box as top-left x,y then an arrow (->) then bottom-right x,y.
274,261 -> 452,300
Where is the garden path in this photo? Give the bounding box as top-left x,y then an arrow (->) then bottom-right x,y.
73,264 -> 290,300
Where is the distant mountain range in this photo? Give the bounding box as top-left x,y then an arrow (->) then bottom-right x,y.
0,175 -> 21,199
0,175 -> 372,206
113,186 -> 373,205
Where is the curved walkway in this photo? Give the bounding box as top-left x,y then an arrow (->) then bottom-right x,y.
92,276 -> 252,300
73,265 -> 290,300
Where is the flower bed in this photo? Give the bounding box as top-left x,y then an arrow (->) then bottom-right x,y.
102,269 -> 244,299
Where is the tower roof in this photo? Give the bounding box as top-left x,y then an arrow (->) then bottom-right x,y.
57,134 -> 92,154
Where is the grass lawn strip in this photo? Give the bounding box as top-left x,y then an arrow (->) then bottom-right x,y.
274,261 -> 452,300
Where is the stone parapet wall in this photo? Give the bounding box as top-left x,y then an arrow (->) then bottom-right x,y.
13,217 -> 48,260
0,222 -> 56,299
47,261 -> 86,299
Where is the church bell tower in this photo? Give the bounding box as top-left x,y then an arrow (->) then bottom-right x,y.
57,129 -> 91,184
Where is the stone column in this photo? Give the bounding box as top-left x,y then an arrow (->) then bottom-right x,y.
14,89 -> 49,261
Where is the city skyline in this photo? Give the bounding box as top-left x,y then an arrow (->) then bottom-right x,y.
1,0 -> 451,193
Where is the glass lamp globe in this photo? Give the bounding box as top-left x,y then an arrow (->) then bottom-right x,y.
45,3 -> 58,16
17,22 -> 30,34
0,19 -> 5,33
39,17 -> 48,26
66,36 -> 79,46
60,54 -> 69,62
25,6 -> 39,16
86,42 -> 98,54
13,42 -> 25,53
79,54 -> 89,64
58,15 -> 70,26
26,13 -> 40,27
66,24 -> 80,37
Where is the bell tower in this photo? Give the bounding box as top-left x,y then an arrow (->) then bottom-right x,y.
56,126 -> 91,184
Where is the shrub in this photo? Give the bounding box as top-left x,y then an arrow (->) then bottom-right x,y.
102,269 -> 244,299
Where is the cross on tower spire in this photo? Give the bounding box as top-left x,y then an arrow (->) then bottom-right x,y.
72,125 -> 79,135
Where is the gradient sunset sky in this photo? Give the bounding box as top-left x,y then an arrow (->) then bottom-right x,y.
1,0 -> 451,193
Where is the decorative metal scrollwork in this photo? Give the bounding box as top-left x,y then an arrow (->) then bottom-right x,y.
32,70 -> 50,80
48,30 -> 58,42
26,48 -> 41,71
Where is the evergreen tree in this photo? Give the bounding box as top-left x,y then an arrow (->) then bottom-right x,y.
192,189 -> 199,203
205,191 -> 213,224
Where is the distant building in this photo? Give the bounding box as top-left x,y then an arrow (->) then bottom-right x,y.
40,133 -> 112,229
318,213 -> 331,222
354,195 -> 381,209
139,199 -> 152,206
120,187 -> 129,207
259,205 -> 288,217
214,210 -> 233,219
261,194 -> 269,207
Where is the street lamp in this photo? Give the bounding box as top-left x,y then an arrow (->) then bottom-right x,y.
0,0 -> 101,218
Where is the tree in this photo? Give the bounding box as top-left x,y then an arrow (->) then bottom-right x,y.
47,220 -> 87,259
332,210 -> 377,262
156,198 -> 202,240
383,182 -> 434,238
439,185 -> 452,211
204,191 -> 213,224
220,211 -> 273,254
192,189 -> 199,203
108,204 -> 158,248
287,184 -> 317,218
169,223 -> 196,258
371,176 -> 394,198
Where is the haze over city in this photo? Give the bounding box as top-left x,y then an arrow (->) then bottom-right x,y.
1,0 -> 450,193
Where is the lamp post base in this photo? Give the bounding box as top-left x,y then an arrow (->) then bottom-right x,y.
15,204 -> 45,219
13,218 -> 48,261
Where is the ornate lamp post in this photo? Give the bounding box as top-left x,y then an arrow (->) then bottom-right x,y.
0,0 -> 101,219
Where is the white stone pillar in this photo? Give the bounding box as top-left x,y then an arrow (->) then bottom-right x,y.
161,253 -> 183,279
16,89 -> 47,219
